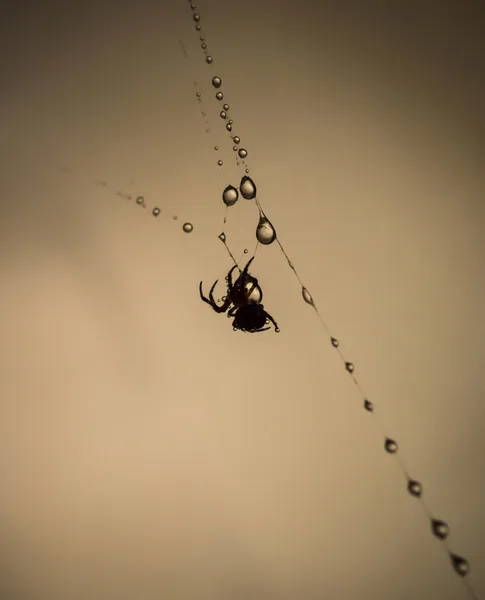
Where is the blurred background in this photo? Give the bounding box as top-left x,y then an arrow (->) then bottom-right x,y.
1,1 -> 484,599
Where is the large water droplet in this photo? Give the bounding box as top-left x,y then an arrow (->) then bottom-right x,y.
222,185 -> 238,207
240,175 -> 257,199
385,438 -> 398,453
238,148 -> 248,158
407,479 -> 422,497
206,56 -> 213,64
450,554 -> 469,576
218,232 -> 226,242
212,76 -> 222,88
256,211 -> 276,245
216,92 -> 223,100
431,519 -> 449,540
183,222 -> 193,233
152,207 -> 161,217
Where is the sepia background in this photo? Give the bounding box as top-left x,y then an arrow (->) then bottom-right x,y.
1,1 -> 484,599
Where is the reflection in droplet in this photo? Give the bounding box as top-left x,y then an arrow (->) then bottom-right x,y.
431,519 -> 449,540
331,337 -> 339,347
212,76 -> 222,88
222,185 -> 239,207
220,111 -> 227,119
256,210 -> 277,245
183,222 -> 194,233
240,175 -> 257,199
223,103 -> 229,110
216,92 -> 223,100
238,148 -> 248,159
233,136 -> 240,144
152,207 -> 161,217
226,123 -> 232,131
345,362 -> 354,373
218,232 -> 226,242
206,56 -> 213,64
450,554 -> 469,577
385,438 -> 398,453
217,160 -> 223,166
407,479 -> 422,497
136,196 -> 144,205
302,287 -> 314,305
364,399 -> 374,412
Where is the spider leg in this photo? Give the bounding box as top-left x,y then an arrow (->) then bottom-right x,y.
199,280 -> 231,313
264,310 -> 279,332
227,306 -> 238,317
227,264 -> 238,295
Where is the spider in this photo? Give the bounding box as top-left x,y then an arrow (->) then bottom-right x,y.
199,256 -> 280,333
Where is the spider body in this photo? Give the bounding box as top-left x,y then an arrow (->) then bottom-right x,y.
199,257 -> 279,333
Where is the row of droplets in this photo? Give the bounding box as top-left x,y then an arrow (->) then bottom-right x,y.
185,0 -> 478,594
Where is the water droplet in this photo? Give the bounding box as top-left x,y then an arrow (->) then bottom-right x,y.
222,185 -> 238,206
345,362 -> 354,373
275,327 -> 280,333
220,111 -> 227,119
450,554 -> 469,576
228,119 -> 233,124
196,24 -> 201,31
190,3 -> 196,9
214,145 -> 219,150
233,136 -> 240,144
385,438 -> 398,453
183,222 -> 194,233
136,196 -> 144,205
216,92 -> 223,100
223,103 -> 229,110
364,399 -> 374,412
233,146 -> 238,151
245,168 -> 249,173
218,232 -> 226,242
243,248 -> 248,254
196,92 -> 201,98
407,479 -> 422,497
240,175 -> 257,199
431,519 -> 449,540
206,56 -> 213,64
238,148 -> 248,158
226,123 -> 232,131
256,210 -> 277,245
172,215 -> 178,220
152,207 -> 161,217
199,36 -> 204,41
302,287 -> 314,305
217,160 -> 223,166
331,337 -> 339,347
193,13 -> 200,21
201,43 -> 207,49
212,76 -> 222,88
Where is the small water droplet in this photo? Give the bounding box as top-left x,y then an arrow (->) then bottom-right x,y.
136,196 -> 144,205
233,136 -> 240,144
331,337 -> 339,347
233,146 -> 238,151
196,92 -> 201,97
190,3 -> 196,9
364,399 -> 374,412
222,185 -> 238,207
216,92 -> 223,100
217,160 -> 223,166
193,13 -> 200,21
450,554 -> 469,576
407,479 -> 422,497
275,327 -> 280,333
431,519 -> 449,540
220,111 -> 227,119
302,287 -> 314,305
245,168 -> 249,173
345,362 -> 354,373
183,222 -> 194,233
240,175 -> 257,199
256,210 -> 277,245
199,36 -> 204,41
226,123 -> 232,131
243,248 -> 248,254
196,24 -> 201,31
206,56 -> 213,64
228,119 -> 233,124
212,76 -> 222,88
223,103 -> 229,110
238,148 -> 248,158
218,232 -> 226,242
214,145 -> 219,150
385,438 -> 398,453
201,43 -> 207,49
152,207 -> 161,217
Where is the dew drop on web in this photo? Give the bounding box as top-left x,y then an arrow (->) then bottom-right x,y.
212,76 -> 222,88
226,123 -> 232,131
217,160 -> 223,166
220,111 -> 227,119
193,13 -> 200,22
240,175 -> 257,199
238,148 -> 248,159
256,209 -> 276,245
302,287 -> 314,306
216,92 -> 223,100
183,222 -> 194,233
206,56 -> 213,64
223,103 -> 229,110
152,207 -> 161,217
218,232 -> 226,242
222,185 -> 239,206
136,196 -> 144,205
233,136 -> 240,144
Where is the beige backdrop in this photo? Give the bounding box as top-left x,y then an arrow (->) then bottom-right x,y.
1,1 -> 484,599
